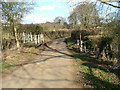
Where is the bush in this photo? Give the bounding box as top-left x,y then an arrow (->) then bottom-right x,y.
2,39 -> 16,50
43,31 -> 71,40
18,24 -> 43,34
71,30 -> 95,40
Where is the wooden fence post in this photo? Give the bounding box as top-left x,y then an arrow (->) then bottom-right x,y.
34,35 -> 37,44
80,33 -> 83,52
30,32 -> 33,42
19,32 -> 45,44
43,34 -> 44,42
40,34 -> 44,43
77,40 -> 79,46
84,42 -> 87,53
23,32 -> 25,43
80,40 -> 83,52
38,35 -> 40,44
27,34 -> 30,42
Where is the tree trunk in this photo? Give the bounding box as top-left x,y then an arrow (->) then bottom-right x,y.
14,27 -> 20,48
13,22 -> 20,49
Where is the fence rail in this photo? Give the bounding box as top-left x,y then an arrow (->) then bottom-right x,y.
3,32 -> 44,45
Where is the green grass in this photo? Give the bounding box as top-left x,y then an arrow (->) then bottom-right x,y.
75,54 -> 120,89
0,63 -> 17,73
66,37 -> 120,89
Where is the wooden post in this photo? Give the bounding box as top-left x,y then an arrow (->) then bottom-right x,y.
84,42 -> 87,53
43,34 -> 44,42
38,35 -> 40,44
77,40 -> 79,46
23,32 -> 25,43
80,40 -> 83,52
80,33 -> 83,52
14,28 -> 20,48
40,34 -> 44,43
34,35 -> 37,44
27,34 -> 30,42
30,32 -> 33,42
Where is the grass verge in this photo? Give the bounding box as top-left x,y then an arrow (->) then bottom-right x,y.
2,44 -> 46,77
66,37 -> 120,89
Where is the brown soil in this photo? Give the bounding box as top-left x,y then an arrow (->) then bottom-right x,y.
2,39 -> 79,88
2,44 -> 46,78
2,38 -> 94,88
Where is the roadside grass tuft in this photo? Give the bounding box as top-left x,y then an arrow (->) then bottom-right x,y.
75,54 -> 120,89
0,63 -> 17,73
2,45 -> 45,76
66,37 -> 120,89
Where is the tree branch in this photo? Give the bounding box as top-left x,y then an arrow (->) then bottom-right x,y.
98,0 -> 120,8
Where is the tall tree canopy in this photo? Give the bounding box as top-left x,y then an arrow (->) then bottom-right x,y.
1,0 -> 33,25
1,0 -> 34,48
54,16 -> 66,25
68,2 -> 101,29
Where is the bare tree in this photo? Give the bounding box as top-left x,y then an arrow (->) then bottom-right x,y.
68,2 -> 101,29
68,10 -> 78,28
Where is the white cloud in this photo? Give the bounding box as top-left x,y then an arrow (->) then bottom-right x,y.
22,14 -> 53,24
39,5 -> 55,11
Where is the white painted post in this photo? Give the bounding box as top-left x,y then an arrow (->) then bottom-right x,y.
34,35 -> 37,44
84,42 -> 87,53
39,34 -> 41,43
77,40 -> 79,46
23,32 -> 25,43
30,32 -> 33,42
43,34 -> 44,42
40,34 -> 44,43
38,35 -> 40,44
80,40 -> 83,52
80,33 -> 83,52
28,34 -> 30,42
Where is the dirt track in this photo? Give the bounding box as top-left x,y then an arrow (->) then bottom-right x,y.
2,38 -> 78,88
